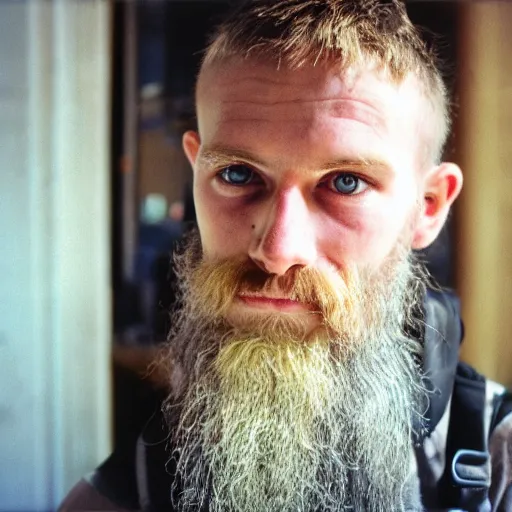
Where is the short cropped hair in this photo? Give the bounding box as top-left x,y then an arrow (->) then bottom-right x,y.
201,0 -> 449,167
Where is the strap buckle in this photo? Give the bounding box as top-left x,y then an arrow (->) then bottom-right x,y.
451,449 -> 490,488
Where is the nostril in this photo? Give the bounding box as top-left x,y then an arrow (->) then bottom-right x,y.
251,257 -> 271,274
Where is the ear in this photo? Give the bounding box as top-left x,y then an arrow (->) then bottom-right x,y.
182,130 -> 201,169
412,162 -> 463,250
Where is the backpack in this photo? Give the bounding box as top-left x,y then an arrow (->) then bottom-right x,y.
435,361 -> 512,511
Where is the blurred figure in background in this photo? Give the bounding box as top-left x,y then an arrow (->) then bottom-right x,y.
134,194 -> 183,341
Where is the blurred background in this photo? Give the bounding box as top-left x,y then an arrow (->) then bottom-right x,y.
0,1 -> 511,510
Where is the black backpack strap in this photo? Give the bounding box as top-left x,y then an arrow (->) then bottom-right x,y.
136,410 -> 175,511
88,443 -> 141,510
437,362 -> 491,511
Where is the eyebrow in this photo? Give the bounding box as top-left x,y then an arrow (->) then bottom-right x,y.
198,145 -> 392,177
320,157 -> 393,176
198,146 -> 267,169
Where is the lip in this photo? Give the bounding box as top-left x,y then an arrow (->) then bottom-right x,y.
237,294 -> 311,312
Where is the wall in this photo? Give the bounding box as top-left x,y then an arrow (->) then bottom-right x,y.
456,2 -> 512,386
0,2 -> 112,510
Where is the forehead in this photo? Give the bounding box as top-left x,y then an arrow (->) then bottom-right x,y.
196,58 -> 425,169
198,58 -> 422,115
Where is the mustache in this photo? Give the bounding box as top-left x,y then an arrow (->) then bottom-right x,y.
186,257 -> 361,332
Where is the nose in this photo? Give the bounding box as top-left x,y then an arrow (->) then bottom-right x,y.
249,187 -> 317,276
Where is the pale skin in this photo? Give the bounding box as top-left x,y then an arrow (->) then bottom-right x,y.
183,58 -> 463,326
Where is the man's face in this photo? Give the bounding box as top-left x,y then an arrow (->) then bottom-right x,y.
173,59 -> 461,511
184,59 -> 437,332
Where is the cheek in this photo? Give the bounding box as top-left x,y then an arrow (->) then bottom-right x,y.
359,202 -> 416,261
194,184 -> 254,258
319,198 -> 413,267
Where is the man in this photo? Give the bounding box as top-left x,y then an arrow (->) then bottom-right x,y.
61,1 -> 512,511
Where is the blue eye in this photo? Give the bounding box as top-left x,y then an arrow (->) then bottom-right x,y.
332,174 -> 367,195
219,165 -> 254,185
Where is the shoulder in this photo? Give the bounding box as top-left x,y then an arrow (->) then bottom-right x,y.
58,441 -> 142,512
58,411 -> 173,512
488,381 -> 512,510
58,478 -> 137,512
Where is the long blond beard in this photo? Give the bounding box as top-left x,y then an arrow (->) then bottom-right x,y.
162,234 -> 427,512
